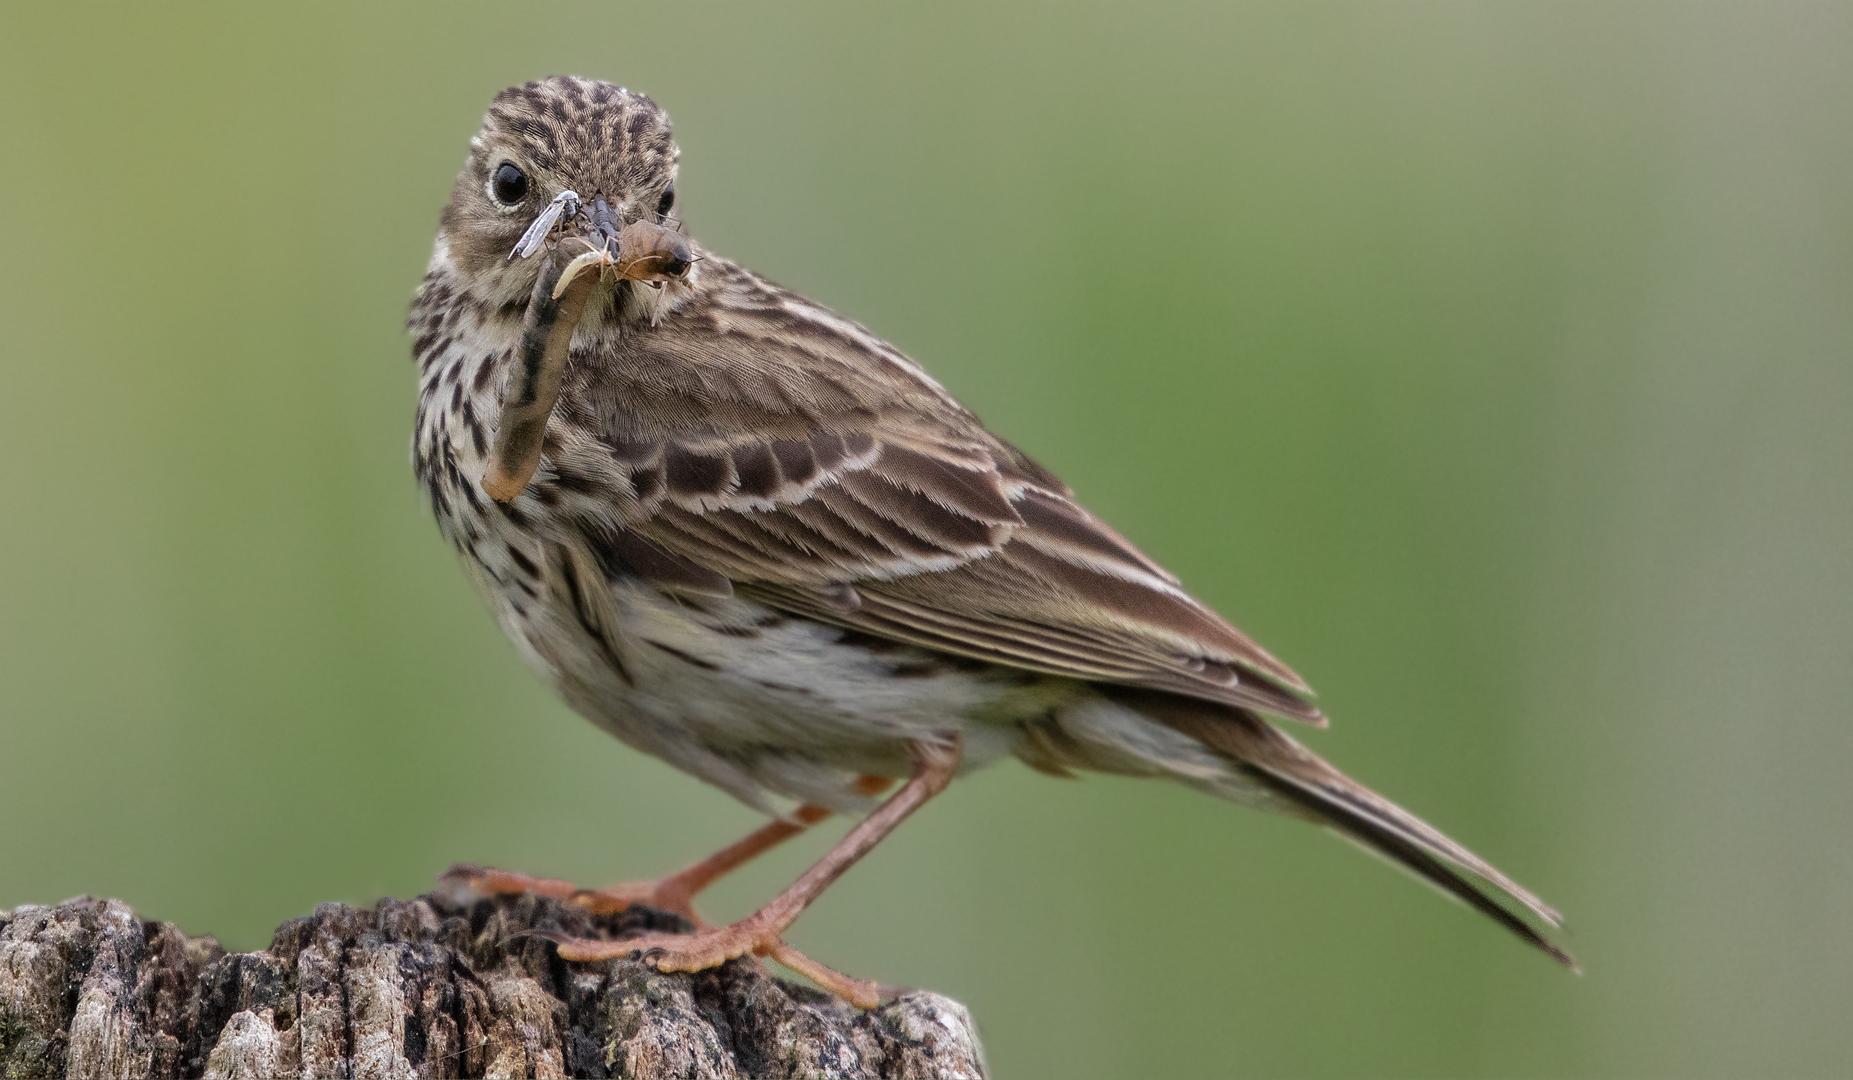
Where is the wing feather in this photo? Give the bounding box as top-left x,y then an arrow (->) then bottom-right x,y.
555,259 -> 1319,720
580,424 -> 1320,720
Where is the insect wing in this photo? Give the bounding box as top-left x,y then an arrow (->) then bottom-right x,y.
510,189 -> 581,260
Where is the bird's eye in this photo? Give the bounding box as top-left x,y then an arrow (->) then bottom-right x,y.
655,183 -> 676,218
491,162 -> 529,205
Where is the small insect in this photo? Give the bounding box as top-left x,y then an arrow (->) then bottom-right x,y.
614,219 -> 695,286
482,244 -> 594,503
510,189 -> 581,260
553,236 -> 617,300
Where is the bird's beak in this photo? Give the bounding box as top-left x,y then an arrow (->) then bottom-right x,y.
483,195 -> 695,504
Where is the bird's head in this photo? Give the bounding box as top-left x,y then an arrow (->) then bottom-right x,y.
427,77 -> 700,502
436,76 -> 693,312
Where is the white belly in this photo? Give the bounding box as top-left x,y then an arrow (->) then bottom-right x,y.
473,554 -> 1078,814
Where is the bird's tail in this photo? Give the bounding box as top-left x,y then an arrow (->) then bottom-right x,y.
1107,688 -> 1574,968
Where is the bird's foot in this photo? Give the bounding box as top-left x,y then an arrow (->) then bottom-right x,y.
599,917 -> 771,972
550,916 -> 885,1009
569,878 -> 701,921
441,863 -> 702,924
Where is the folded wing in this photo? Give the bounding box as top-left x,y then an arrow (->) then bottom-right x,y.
559,415 -> 1320,723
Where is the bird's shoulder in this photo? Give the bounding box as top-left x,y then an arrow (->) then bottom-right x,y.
569,253 -> 981,440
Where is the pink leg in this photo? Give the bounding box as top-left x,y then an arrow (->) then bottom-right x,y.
552,738 -> 962,1009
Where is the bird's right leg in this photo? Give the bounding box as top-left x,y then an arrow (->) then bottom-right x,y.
446,774 -> 895,925
547,736 -> 964,1010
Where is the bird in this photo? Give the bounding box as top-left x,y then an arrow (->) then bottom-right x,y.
408,75 -> 1571,1008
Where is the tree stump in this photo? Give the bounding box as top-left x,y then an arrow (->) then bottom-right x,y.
0,891 -> 985,1079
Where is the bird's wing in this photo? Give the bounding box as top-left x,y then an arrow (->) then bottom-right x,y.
548,264 -> 1320,722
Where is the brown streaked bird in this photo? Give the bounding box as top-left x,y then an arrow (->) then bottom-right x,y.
410,76 -> 1572,1007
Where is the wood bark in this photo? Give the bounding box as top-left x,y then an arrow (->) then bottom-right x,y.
0,891 -> 985,1079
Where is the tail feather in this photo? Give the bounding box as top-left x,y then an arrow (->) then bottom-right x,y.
1250,752 -> 1563,926
1111,688 -> 1574,968
1237,760 -> 1576,968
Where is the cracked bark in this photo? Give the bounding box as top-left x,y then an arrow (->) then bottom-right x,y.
0,892 -> 985,1079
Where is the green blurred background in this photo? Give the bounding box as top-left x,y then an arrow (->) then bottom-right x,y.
4,3 -> 1850,1076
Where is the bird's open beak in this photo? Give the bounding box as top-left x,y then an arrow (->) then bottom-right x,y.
482,195 -> 695,504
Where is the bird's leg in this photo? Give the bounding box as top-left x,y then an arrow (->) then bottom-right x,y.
569,803 -> 837,923
552,737 -> 962,1009
444,812 -> 828,924
447,774 -> 895,925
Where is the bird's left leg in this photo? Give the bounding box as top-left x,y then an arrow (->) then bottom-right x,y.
549,735 -> 962,1009
449,775 -> 894,924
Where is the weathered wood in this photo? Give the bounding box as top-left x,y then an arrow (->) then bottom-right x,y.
0,892 -> 984,1079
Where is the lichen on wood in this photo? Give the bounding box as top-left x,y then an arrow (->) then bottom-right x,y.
0,892 -> 984,1079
